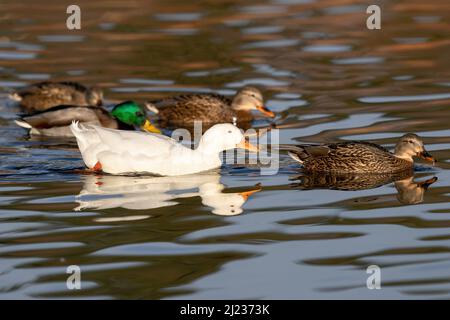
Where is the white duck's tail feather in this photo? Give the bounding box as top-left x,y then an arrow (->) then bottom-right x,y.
70,121 -> 104,168
70,121 -> 99,152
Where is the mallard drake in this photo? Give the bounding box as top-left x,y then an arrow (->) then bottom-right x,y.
15,101 -> 160,137
145,86 -> 275,127
282,133 -> 435,173
10,81 -> 103,112
70,122 -> 258,176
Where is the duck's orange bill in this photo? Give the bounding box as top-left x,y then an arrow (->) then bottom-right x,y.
236,139 -> 259,152
419,150 -> 436,165
239,187 -> 262,200
256,105 -> 275,118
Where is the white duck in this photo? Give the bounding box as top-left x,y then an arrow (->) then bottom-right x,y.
70,121 -> 258,176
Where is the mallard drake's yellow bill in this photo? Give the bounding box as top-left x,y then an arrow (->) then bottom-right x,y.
236,138 -> 259,152
142,119 -> 161,134
256,105 -> 275,118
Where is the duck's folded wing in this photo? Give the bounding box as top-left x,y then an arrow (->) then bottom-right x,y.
91,125 -> 180,158
278,144 -> 329,162
22,106 -> 102,128
17,82 -> 84,97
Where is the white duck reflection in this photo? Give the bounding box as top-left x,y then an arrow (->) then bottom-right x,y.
75,173 -> 260,216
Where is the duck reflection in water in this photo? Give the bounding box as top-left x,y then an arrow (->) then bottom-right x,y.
289,170 -> 438,205
75,173 -> 261,216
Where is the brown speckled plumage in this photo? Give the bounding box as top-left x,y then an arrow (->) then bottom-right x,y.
290,170 -> 413,191
152,94 -> 239,126
282,134 -> 435,174
146,86 -> 273,129
11,81 -> 103,113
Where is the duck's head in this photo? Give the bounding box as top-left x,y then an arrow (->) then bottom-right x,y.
86,86 -> 104,106
231,86 -> 275,118
198,123 -> 259,154
111,101 -> 161,133
394,133 -> 435,164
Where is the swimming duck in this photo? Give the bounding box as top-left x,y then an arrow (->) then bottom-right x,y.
10,81 -> 103,113
15,101 -> 160,138
282,133 -> 435,173
145,86 -> 275,128
70,122 -> 258,176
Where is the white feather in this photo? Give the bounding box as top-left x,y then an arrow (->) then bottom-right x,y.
70,123 -> 246,175
14,120 -> 32,129
8,93 -> 22,101
145,102 -> 159,114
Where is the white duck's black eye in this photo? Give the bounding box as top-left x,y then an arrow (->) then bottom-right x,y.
228,130 -> 232,133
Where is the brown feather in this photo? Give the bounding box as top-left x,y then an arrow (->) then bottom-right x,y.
284,141 -> 414,173
150,93 -> 252,127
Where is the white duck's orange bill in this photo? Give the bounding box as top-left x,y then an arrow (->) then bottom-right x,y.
236,139 -> 259,152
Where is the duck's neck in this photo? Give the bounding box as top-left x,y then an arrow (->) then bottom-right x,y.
116,120 -> 135,131
394,154 -> 414,163
190,143 -> 223,171
167,146 -> 222,176
394,145 -> 415,163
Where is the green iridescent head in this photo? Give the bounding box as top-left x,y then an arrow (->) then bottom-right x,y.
111,101 -> 160,133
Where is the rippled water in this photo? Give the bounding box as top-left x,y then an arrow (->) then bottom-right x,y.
0,0 -> 449,299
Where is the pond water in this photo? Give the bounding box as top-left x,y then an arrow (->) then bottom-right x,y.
0,0 -> 449,299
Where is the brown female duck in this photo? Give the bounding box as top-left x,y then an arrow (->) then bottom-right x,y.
10,81 -> 103,113
145,86 -> 275,127
282,133 -> 435,174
